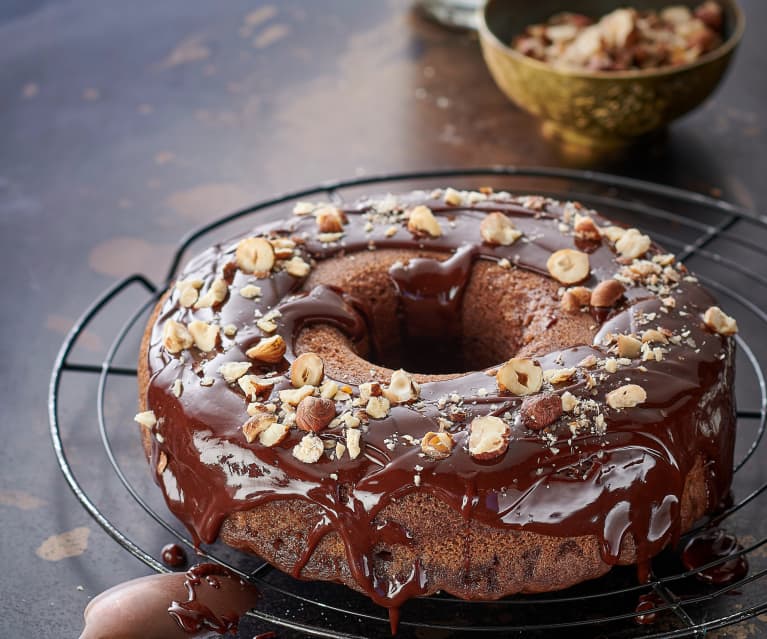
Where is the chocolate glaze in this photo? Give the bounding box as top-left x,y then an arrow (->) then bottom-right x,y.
161,543 -> 187,568
79,563 -> 259,639
681,528 -> 748,585
143,190 -> 736,614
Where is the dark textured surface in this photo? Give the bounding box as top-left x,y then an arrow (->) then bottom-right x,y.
2,1 -> 766,637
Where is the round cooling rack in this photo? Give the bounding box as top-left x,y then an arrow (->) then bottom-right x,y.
49,167 -> 767,638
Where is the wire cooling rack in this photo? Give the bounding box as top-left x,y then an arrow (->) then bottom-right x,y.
49,167 -> 767,638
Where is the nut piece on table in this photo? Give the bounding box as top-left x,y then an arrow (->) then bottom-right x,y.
547,249 -> 590,285
519,393 -> 563,431
384,369 -> 419,404
315,206 -> 345,233
296,396 -> 336,433
497,358 -> 543,395
703,306 -> 738,336
235,237 -> 275,277
291,352 -> 324,387
561,286 -> 591,313
292,433 -> 324,464
615,228 -> 651,259
188,320 -> 219,352
421,431 -> 454,460
246,335 -> 286,363
407,205 -> 442,238
468,415 -> 510,460
590,279 -> 625,307
162,319 -> 193,354
606,383 -> 647,409
480,212 -> 522,246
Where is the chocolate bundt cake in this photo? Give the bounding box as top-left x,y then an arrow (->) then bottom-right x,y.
135,188 -> 737,611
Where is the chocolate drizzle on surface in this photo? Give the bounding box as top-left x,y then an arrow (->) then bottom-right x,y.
682,528 -> 748,585
79,563 -> 259,639
141,189 -> 737,616
161,542 -> 187,568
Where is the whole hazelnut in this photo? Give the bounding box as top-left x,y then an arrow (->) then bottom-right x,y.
295,396 -> 336,432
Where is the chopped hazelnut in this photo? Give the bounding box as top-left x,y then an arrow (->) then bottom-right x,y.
615,228 -> 651,259
218,361 -> 251,383
346,428 -> 362,459
421,431 -> 454,459
315,206 -> 345,233
292,433 -> 325,463
246,335 -> 286,363
383,369 -> 419,404
290,352 -> 324,387
703,306 -> 738,336
194,278 -> 228,309
497,358 -> 543,395
284,256 -> 311,277
606,384 -> 647,409
162,319 -> 193,354
519,393 -> 563,430
188,320 -> 219,352
365,396 -> 391,419
616,334 -> 642,358
235,236 -> 275,276
480,212 -> 522,245
278,385 -> 314,406
546,249 -> 590,285
407,205 -> 442,238
258,421 -> 290,447
468,415 -> 510,460
134,410 -> 157,429
590,279 -> 625,307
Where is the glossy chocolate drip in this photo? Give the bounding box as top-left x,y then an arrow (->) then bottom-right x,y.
681,528 -> 748,585
634,591 -> 665,625
161,543 -> 187,568
79,564 -> 259,639
388,245 -> 475,373
143,190 -> 737,613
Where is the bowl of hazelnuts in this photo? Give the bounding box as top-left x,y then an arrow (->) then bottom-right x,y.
479,0 -> 744,147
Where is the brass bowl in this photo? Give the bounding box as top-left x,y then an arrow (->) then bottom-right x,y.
478,0 -> 745,148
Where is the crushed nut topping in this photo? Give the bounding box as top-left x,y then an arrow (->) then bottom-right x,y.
259,421 -> 290,447
162,319 -> 193,354
218,361 -> 252,383
284,256 -> 311,277
194,278 -> 228,309
292,433 -> 325,463
497,358 -> 543,395
315,206 -> 346,233
384,369 -> 419,404
239,284 -> 262,299
235,237 -> 275,276
246,335 -> 286,363
134,410 -> 157,429
421,431 -> 455,459
561,286 -> 591,313
616,334 -> 642,358
278,384 -> 314,406
241,408 -> 277,443
703,306 -> 738,336
520,393 -> 563,431
468,415 -> 510,460
365,396 -> 391,419
606,384 -> 647,409
590,279 -> 625,307
407,205 -> 442,237
547,248 -> 590,285
188,320 -> 219,352
346,428 -> 362,459
615,228 -> 651,259
480,212 -> 522,246
290,352 -> 324,387
176,279 -> 203,307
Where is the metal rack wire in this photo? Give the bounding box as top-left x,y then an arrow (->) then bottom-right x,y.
49,167 -> 767,638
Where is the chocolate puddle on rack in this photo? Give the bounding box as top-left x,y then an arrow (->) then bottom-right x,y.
141,190 -> 739,628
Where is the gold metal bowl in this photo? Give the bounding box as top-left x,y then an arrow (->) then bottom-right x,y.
479,0 -> 745,148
